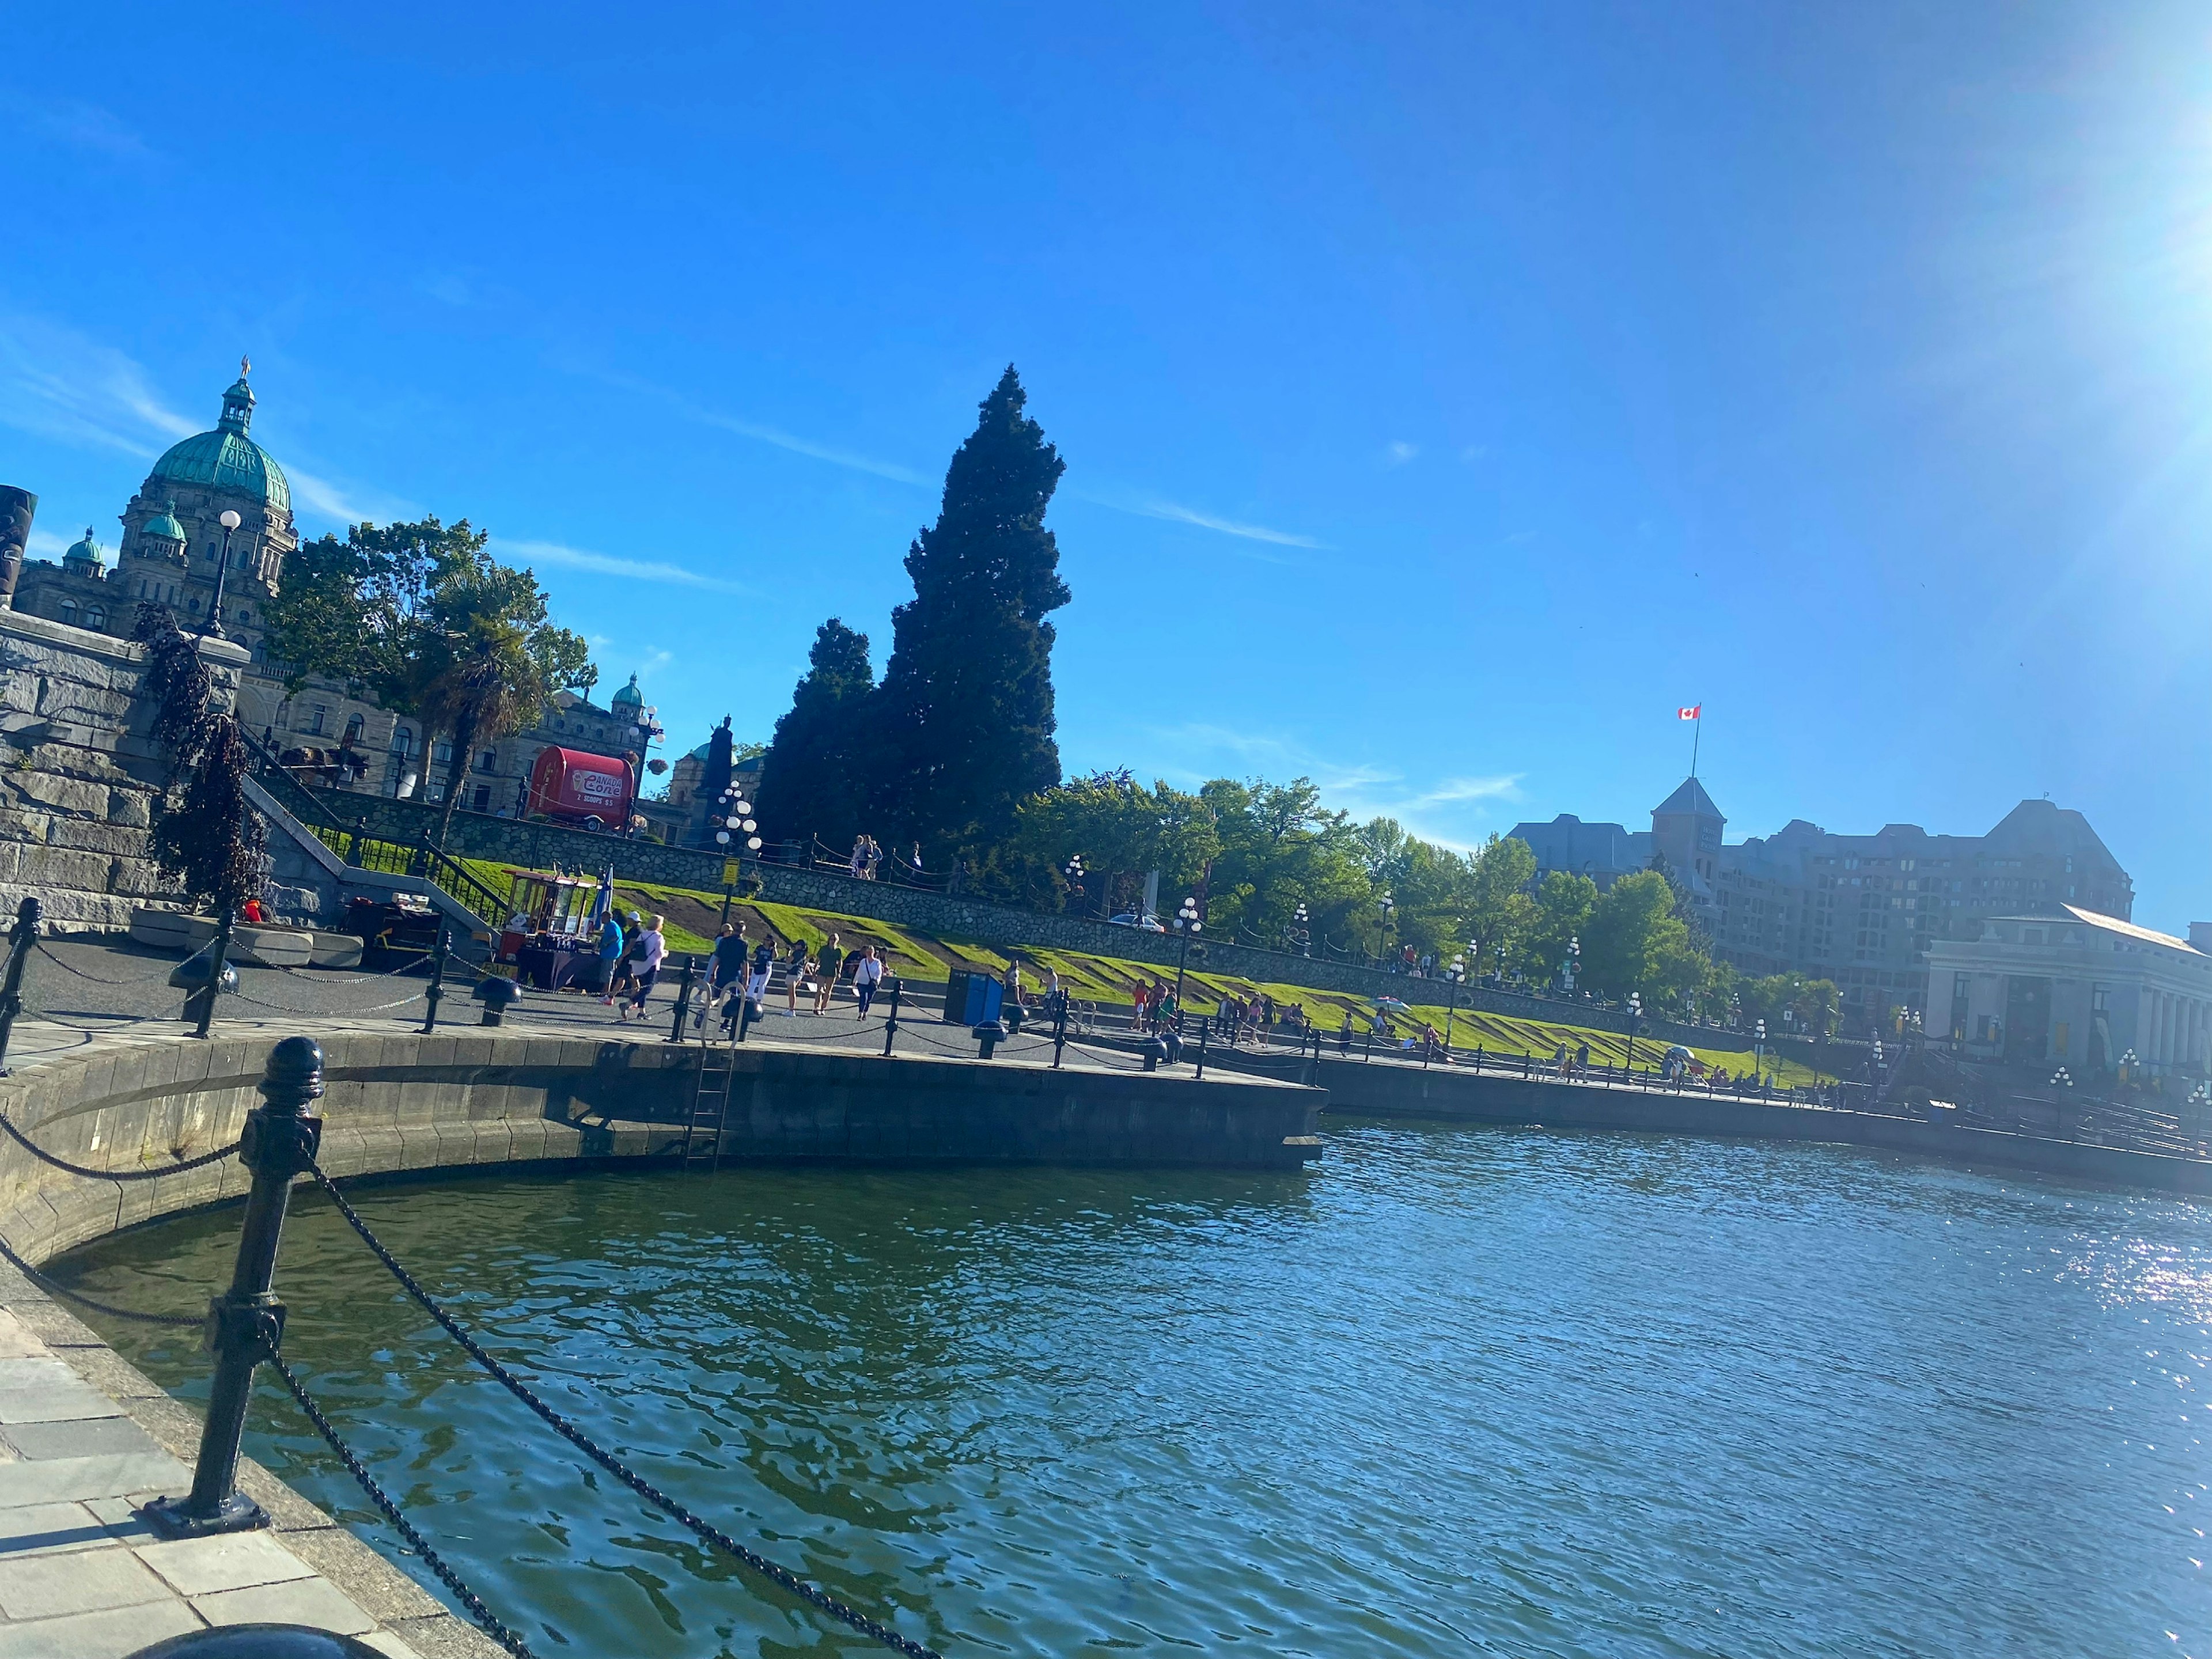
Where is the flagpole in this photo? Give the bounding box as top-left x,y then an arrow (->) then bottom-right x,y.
1691,713 -> 1701,779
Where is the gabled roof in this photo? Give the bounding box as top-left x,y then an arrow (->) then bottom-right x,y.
1652,777 -> 1724,821
2061,906 -> 2201,955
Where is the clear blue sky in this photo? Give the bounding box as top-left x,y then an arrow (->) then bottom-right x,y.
7,4 -> 2211,923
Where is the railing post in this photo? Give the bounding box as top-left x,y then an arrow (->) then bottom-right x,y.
420,920 -> 449,1033
143,1036 -> 325,1539
1194,1014 -> 1209,1080
881,978 -> 903,1057
666,956 -> 696,1044
0,898 -> 39,1078
191,908 -> 235,1040
347,816 -> 366,867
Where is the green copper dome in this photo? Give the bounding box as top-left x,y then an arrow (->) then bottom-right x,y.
146,366 -> 290,515
63,527 -> 103,568
142,501 -> 187,544
611,673 -> 643,709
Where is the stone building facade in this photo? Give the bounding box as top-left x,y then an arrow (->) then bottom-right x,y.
1512,784 -> 2137,1030
7,364 -> 665,821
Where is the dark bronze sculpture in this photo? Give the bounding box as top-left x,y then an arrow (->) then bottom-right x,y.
0,487 -> 35,608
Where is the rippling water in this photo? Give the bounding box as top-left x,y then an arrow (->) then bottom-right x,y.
59,1126 -> 2212,1657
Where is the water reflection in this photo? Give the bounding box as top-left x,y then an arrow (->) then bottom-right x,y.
61,1127 -> 2212,1658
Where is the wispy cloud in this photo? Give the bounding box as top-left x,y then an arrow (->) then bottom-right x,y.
585,366 -> 929,486
25,530 -> 71,560
497,537 -> 746,594
282,463 -> 411,528
21,99 -> 150,159
0,314 -> 192,457
1385,441 -> 1419,465
1145,722 -> 1524,846
1070,491 -> 1325,552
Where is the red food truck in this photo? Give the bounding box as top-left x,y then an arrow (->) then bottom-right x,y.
525,746 -> 636,828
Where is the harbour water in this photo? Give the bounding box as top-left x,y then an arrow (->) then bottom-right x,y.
60,1125 -> 2211,1657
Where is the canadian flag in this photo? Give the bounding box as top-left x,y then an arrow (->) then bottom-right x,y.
1677,704 -> 1701,720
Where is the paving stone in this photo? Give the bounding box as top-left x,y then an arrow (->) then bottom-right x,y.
0,1363 -> 77,1395
0,1317 -> 50,1362
358,1632 -> 425,1659
0,1452 -> 190,1509
274,1522 -> 445,1622
0,1418 -> 160,1461
0,1501 -> 118,1559
0,1541 -> 169,1618
0,1383 -> 125,1426
192,1573 -> 376,1634
0,1598 -> 202,1658
135,1530 -> 316,1596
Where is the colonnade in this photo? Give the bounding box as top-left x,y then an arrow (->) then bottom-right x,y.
2138,987 -> 2210,1072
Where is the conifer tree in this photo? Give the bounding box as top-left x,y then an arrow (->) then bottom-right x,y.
754,619 -> 876,850
866,366 -> 1070,861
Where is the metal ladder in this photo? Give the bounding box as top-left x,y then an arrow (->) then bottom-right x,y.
681,1036 -> 737,1172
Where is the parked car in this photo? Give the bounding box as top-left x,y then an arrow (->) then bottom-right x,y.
1107,911 -> 1165,932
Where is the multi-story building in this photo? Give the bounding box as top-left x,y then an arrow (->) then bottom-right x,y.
8,365 -> 664,821
1511,785 -> 2136,1030
1924,908 -> 2212,1081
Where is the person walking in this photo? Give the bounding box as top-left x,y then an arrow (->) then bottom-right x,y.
1131,979 -> 1150,1031
701,923 -> 747,1030
849,837 -> 868,880
618,914 -> 666,1021
594,912 -> 626,1005
745,940 -> 775,1027
852,945 -> 885,1016
813,933 -> 844,1014
782,937 -> 810,1015
908,843 -> 925,883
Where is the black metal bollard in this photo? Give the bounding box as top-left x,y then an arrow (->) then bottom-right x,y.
0,897 -> 39,1079
191,908 -> 236,1040
881,979 -> 903,1057
1051,990 -> 1068,1070
472,976 -> 520,1025
973,1018 -> 1006,1059
1194,1014 -> 1209,1080
665,956 -> 696,1044
1139,1035 -> 1168,1072
420,920 -> 449,1034
143,1036 -> 325,1538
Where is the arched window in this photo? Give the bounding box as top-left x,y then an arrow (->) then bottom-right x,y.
59,599 -> 76,624
344,713 -> 365,744
390,728 -> 413,757
85,607 -> 104,630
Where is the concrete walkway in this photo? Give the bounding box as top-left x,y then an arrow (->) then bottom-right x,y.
0,1287 -> 500,1658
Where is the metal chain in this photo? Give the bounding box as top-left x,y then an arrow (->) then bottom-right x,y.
309,1165 -> 946,1659
268,1353 -> 540,1659
31,945 -> 178,987
0,1113 -> 241,1183
0,1226 -> 203,1326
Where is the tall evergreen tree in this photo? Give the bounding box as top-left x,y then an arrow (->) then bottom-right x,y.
755,619 -> 875,850
868,366 -> 1071,861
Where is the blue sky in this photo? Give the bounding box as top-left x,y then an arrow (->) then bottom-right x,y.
8,3 -> 2212,923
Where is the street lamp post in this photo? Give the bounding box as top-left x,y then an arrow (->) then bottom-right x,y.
1754,1017 -> 1767,1081
203,509 -> 241,640
1063,854 -> 1086,911
1624,991 -> 1642,1078
1560,934 -> 1580,995
1291,902 -> 1310,957
1441,954 -> 1466,1062
1171,895 -> 1202,1025
1378,892 -> 1395,970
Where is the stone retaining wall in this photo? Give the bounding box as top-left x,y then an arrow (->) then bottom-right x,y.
0,1027 -> 1320,1266
1303,1053 -> 2212,1195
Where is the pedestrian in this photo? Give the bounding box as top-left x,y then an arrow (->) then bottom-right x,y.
619,914 -> 666,1021
594,911 -> 626,1005
1131,979 -> 1149,1031
1004,957 -> 1025,1009
850,837 -> 868,879
852,945 -> 885,1016
813,933 -> 844,1014
908,842 -> 925,882
783,937 -> 810,1014
1575,1041 -> 1590,1077
700,923 -> 747,1029
745,941 -> 774,1026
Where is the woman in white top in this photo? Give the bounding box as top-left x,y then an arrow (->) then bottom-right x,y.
618,915 -> 667,1021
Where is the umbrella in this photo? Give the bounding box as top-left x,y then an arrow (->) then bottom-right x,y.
589,867 -> 614,933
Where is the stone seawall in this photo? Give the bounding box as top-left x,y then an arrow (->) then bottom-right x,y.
1304,1053 -> 2212,1195
0,1025 -> 1321,1266
313,790 -> 1774,1058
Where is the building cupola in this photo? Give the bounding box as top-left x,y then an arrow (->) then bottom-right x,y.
218,356 -> 255,435
62,527 -> 105,574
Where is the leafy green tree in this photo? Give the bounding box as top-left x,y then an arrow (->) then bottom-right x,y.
421,556 -> 594,843
868,367 -> 1071,863
1012,770 -> 1220,916
262,516 -> 490,712
755,619 -> 876,850
1522,869 -> 1599,986
1200,777 -> 1372,945
1463,834 -> 1540,969
1582,870 -> 1706,1010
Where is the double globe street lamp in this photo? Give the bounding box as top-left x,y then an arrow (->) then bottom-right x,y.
1440,953 -> 1467,1063
1290,902 -> 1310,957
1171,895 -> 1202,1027
1624,990 -> 1643,1076
712,785 -> 759,925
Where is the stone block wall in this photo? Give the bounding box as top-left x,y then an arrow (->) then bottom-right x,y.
0,611 -> 251,932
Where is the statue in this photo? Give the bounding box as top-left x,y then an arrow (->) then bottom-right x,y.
0,487 -> 35,608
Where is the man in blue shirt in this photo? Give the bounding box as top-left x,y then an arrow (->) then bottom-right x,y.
594,915 -> 625,1005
